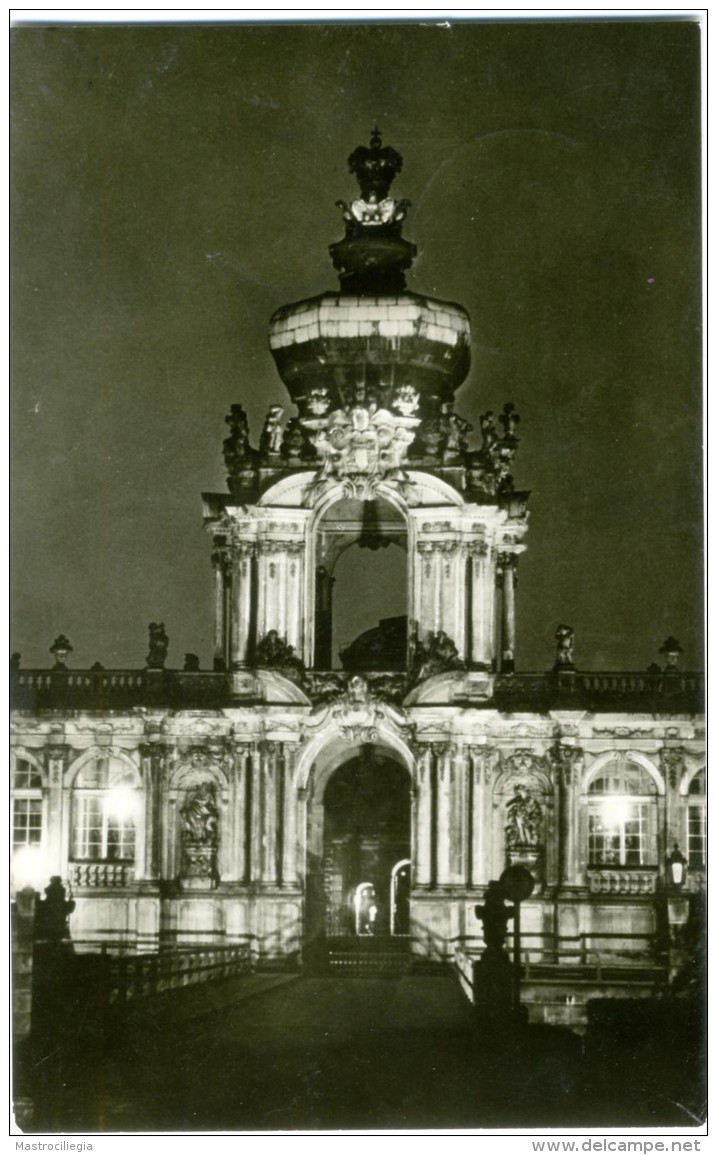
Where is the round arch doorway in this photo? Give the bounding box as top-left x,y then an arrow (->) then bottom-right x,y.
319,748 -> 411,940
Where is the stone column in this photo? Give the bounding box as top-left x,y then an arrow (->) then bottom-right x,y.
552,743 -> 582,887
230,544 -> 254,668
282,746 -> 299,886
260,742 -> 278,884
231,745 -> 249,883
43,741 -> 67,879
248,746 -> 262,884
437,541 -> 463,654
296,786 -> 309,885
314,566 -> 333,670
211,543 -> 231,668
498,553 -> 518,674
469,747 -> 494,886
451,746 -> 469,884
414,745 -> 433,886
285,545 -> 305,657
469,543 -> 495,668
434,743 -> 454,885
417,543 -> 439,636
139,744 -> 164,881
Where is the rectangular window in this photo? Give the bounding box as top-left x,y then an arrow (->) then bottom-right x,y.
13,799 -> 42,848
72,795 -> 135,861
73,795 -> 103,859
588,802 -> 651,866
688,804 -> 705,868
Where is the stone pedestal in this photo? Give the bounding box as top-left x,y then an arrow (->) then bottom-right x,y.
473,949 -> 513,1023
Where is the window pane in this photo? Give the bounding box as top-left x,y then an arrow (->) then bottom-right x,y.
13,759 -> 42,789
688,804 -> 706,868
73,795 -> 103,859
13,799 -> 42,847
107,819 -> 135,861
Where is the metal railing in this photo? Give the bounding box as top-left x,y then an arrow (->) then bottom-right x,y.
454,929 -> 665,970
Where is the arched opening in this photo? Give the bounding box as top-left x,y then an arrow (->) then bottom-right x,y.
314,496 -> 408,670
318,749 -> 411,939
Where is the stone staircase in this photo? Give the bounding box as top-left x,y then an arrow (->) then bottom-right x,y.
324,936 -> 448,977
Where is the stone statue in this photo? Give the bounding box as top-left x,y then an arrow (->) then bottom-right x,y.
305,386 -> 332,417
440,401 -> 473,457
660,636 -> 684,670
181,783 -> 219,847
392,384 -> 420,417
255,630 -> 306,683
281,417 -> 314,463
223,404 -> 260,473
466,403 -> 521,495
260,405 -> 284,455
49,635 -> 73,668
35,876 -> 76,945
346,674 -> 370,710
555,624 -> 575,669
412,630 -> 465,684
505,787 -> 543,848
180,782 -> 219,882
413,414 -> 446,459
146,622 -> 169,669
499,401 -> 521,439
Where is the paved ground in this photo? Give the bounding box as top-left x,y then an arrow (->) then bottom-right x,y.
20,973 -> 705,1133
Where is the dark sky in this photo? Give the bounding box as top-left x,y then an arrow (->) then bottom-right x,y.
10,18 -> 703,672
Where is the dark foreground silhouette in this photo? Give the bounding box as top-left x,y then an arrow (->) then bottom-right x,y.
17,974 -> 706,1133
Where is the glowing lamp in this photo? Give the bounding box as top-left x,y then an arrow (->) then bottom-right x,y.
13,845 -> 47,893
105,786 -> 138,823
667,843 -> 687,889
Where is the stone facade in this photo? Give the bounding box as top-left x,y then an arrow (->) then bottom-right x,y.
10,132 -> 705,1016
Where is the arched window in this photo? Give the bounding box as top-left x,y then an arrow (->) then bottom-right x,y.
687,768 -> 706,868
588,761 -> 658,867
12,757 -> 43,851
72,757 -> 138,863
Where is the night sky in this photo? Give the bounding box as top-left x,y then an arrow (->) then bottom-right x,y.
10,18 -> 703,673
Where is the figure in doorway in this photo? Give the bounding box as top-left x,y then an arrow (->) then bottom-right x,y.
354,883 -> 378,936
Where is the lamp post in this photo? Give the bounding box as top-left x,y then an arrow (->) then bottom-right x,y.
500,864 -> 535,1018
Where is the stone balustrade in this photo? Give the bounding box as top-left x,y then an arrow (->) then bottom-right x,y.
587,869 -> 658,896
70,862 -> 134,889
10,666 -> 704,713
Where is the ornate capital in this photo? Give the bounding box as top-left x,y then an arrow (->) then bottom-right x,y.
211,544 -> 233,577
550,743 -> 584,787
259,540 -> 305,556
497,551 -> 518,571
467,541 -> 489,559
659,746 -> 686,788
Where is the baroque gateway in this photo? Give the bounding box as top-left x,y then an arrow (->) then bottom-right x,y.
11,131 -> 704,1029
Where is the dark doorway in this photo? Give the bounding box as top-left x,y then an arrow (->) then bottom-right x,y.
320,750 -> 411,938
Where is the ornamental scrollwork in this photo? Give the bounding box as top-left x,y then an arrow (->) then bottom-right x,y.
659,746 -> 686,789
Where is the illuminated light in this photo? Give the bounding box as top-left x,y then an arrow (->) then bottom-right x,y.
104,786 -> 138,822
599,796 -> 633,828
12,845 -> 47,892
